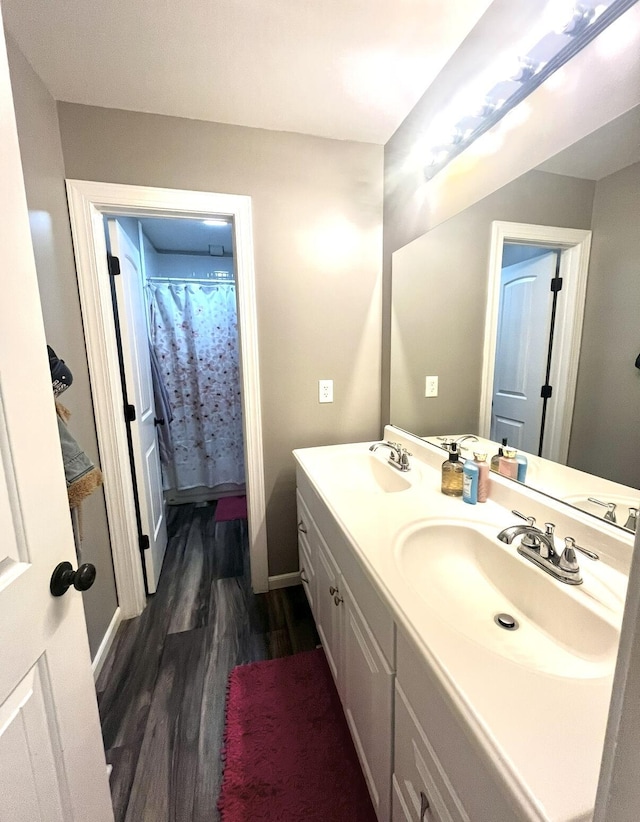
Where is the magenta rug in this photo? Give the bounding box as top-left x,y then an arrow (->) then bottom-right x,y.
214,495 -> 247,522
218,649 -> 377,821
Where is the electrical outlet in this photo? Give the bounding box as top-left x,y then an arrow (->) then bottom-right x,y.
425,376 -> 438,398
319,379 -> 333,403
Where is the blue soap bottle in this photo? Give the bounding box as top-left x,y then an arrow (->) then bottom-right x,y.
516,452 -> 528,483
462,458 -> 479,504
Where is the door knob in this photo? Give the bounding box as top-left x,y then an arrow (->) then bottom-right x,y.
154,417 -> 165,426
50,561 -> 97,597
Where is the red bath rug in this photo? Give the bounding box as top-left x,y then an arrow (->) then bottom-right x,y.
214,495 -> 247,522
219,648 -> 377,821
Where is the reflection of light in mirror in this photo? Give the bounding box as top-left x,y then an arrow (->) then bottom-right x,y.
595,12 -> 639,57
298,216 -> 361,270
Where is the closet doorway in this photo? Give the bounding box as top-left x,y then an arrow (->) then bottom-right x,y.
67,181 -> 268,619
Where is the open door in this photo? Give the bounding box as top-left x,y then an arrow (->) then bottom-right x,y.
108,219 -> 168,593
0,16 -> 113,821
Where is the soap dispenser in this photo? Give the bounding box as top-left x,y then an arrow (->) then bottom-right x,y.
441,444 -> 463,497
462,457 -> 479,504
474,452 -> 490,503
491,438 -> 508,472
499,447 -> 518,479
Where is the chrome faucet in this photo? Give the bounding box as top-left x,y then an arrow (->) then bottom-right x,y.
497,510 -> 598,585
437,434 -> 478,453
455,434 -> 479,447
369,440 -> 412,472
625,507 -> 638,533
588,497 -> 617,523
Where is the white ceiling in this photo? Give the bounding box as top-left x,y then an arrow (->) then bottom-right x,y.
139,217 -> 233,255
2,0 -> 493,144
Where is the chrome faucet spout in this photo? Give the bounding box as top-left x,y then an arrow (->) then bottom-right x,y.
369,441 -> 412,472
497,513 -> 583,585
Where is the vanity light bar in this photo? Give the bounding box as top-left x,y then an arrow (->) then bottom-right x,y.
423,0 -> 639,181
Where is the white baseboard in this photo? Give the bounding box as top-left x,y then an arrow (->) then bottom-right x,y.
92,606 -> 122,682
268,572 -> 301,590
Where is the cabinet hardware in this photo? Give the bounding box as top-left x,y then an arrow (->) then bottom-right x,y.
420,790 -> 430,820
300,570 -> 309,584
329,585 -> 339,595
334,594 -> 344,606
297,519 -> 307,533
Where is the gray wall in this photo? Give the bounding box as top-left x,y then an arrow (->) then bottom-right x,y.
390,169 -> 595,436
569,162 -> 640,488
57,102 -> 384,578
5,34 -> 118,658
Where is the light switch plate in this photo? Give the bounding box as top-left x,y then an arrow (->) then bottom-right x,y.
319,380 -> 333,403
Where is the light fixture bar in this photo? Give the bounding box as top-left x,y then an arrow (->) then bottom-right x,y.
424,0 -> 639,180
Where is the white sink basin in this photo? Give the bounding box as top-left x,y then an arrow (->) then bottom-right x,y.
322,450 -> 415,494
395,520 -> 619,678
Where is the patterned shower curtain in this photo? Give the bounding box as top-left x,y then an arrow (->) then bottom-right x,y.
148,282 -> 245,491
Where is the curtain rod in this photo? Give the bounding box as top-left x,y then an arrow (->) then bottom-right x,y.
146,275 -> 235,285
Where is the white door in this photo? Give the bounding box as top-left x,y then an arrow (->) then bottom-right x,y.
108,220 -> 168,593
0,18 -> 113,822
491,251 -> 557,453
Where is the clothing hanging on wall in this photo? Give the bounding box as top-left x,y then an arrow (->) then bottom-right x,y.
48,346 -> 103,554
148,282 -> 245,492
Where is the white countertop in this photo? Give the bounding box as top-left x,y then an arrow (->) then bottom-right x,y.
293,428 -> 633,822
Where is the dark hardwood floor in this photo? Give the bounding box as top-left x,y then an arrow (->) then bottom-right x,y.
96,503 -> 319,822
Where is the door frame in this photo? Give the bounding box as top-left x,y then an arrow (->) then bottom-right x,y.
479,221 -> 592,463
66,180 -> 268,617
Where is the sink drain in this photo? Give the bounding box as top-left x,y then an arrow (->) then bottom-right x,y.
494,613 -> 519,631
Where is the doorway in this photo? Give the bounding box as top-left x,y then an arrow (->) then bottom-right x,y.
479,221 -> 592,464
490,245 -> 562,456
105,214 -> 248,592
66,180 -> 268,620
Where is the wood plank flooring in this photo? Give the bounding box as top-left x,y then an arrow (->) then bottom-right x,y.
96,503 -> 319,822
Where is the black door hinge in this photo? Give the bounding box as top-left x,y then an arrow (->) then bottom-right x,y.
550,277 -> 563,292
540,385 -> 553,399
139,534 -> 150,552
107,253 -> 121,276
125,403 -> 136,422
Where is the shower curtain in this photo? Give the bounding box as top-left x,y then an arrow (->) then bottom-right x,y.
148,282 -> 245,491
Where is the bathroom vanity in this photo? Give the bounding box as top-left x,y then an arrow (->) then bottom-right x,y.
293,426 -> 632,822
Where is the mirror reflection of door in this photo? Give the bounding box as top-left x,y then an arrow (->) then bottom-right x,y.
491,245 -> 561,455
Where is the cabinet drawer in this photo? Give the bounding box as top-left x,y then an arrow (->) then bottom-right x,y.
394,683 -> 467,822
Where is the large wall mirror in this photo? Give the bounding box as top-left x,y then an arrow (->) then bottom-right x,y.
390,102 -> 640,533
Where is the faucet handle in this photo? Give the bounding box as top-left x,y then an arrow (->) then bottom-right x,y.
512,510 -> 536,527
559,537 -> 580,573
624,507 -> 638,533
565,536 -> 599,561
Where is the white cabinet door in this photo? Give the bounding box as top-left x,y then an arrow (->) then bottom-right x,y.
0,19 -> 113,821
108,219 -> 168,593
315,538 -> 343,685
342,577 -> 394,822
393,684 -> 467,822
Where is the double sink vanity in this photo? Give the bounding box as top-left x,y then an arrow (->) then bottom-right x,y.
293,426 -> 632,822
